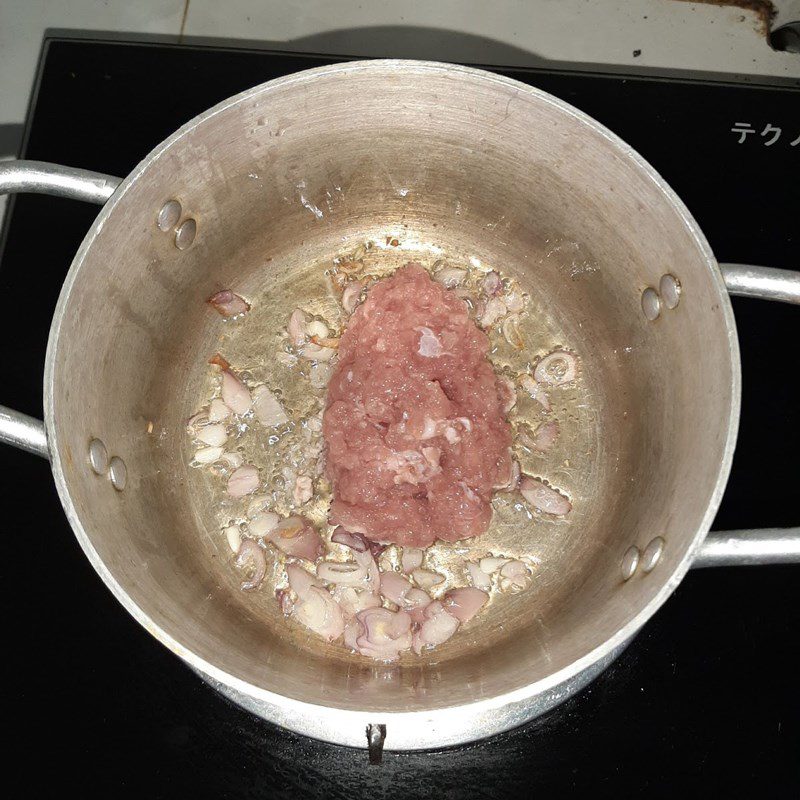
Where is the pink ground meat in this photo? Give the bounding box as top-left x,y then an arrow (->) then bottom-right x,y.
323,263 -> 512,547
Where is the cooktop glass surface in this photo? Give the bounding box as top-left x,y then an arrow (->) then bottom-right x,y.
0,38 -> 797,798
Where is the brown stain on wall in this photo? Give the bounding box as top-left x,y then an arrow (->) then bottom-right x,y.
674,0 -> 777,37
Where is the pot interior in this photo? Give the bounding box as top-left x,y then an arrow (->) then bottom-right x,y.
47,62 -> 737,714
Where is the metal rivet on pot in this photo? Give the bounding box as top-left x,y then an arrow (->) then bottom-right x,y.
109,456 -> 127,491
641,287 -> 661,321
641,537 -> 665,572
157,199 -> 182,231
621,546 -> 640,580
175,218 -> 197,250
88,438 -> 108,474
659,274 -> 681,309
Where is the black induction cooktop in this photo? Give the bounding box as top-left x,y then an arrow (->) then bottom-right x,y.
1,37 -> 797,798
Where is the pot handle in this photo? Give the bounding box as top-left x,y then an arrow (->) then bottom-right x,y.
691,263 -> 800,568
0,160 -> 122,459
719,263 -> 800,305
693,528 -> 800,568
0,160 -> 120,204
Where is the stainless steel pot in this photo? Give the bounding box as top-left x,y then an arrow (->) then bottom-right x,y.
1,61 -> 798,754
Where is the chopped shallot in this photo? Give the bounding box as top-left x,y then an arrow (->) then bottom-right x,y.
293,586 -> 344,641
479,557 -> 510,574
196,423 -> 227,447
499,560 -> 532,592
534,350 -> 578,386
227,465 -> 259,497
264,516 -> 324,562
316,560 -> 368,586
413,601 -> 460,654
333,586 -> 381,617
528,420 -> 560,452
520,374 -> 551,411
208,398 -> 231,422
186,410 -> 209,432
505,289 -> 525,313
331,527 -> 369,553
497,375 -> 517,414
404,588 -> 432,623
379,570 -> 413,605
480,296 -> 507,328
466,562 -> 492,590
309,362 -> 331,389
435,267 -> 467,287
249,511 -> 279,538
401,547 -> 424,574
494,457 -> 521,492
342,281 -> 363,314
276,587 -> 294,616
288,309 -> 307,346
519,476 -> 572,516
219,451 -> 243,470
293,475 -> 313,505
443,587 -> 489,623
252,385 -> 289,427
343,619 -> 359,651
502,314 -> 524,350
194,445 -> 223,464
300,342 -> 337,361
235,539 -> 267,591
354,548 -> 381,595
350,607 -> 413,661
482,270 -> 502,297
224,525 -> 241,553
246,494 -> 271,518
208,290 -> 250,318
286,562 -> 321,598
221,369 -> 252,415
412,568 -> 445,590
306,320 -> 330,339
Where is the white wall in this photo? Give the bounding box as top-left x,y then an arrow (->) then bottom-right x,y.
1,0 -> 798,142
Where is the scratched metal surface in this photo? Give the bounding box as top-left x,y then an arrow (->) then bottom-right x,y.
0,38 -> 797,796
